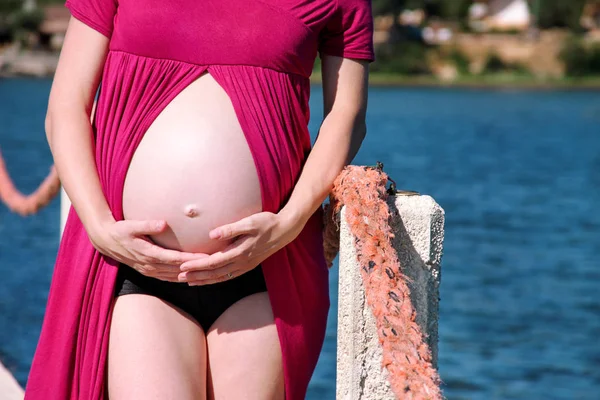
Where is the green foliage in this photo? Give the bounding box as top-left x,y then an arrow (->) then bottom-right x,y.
373,0 -> 472,21
0,0 -> 64,17
371,40 -> 431,75
313,54 -> 322,73
0,0 -> 22,16
0,5 -> 45,43
560,35 -> 600,77
372,0 -> 589,32
535,0 -> 587,31
481,51 -> 530,75
0,0 -> 66,42
435,45 -> 471,75
406,0 -> 472,20
11,9 -> 45,32
483,52 -> 506,73
0,1 -> 46,41
446,47 -> 470,75
590,46 -> 600,74
487,27 -> 524,35
560,36 -> 589,76
373,0 -> 405,15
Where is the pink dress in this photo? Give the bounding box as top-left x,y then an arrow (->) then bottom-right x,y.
25,1 -> 375,399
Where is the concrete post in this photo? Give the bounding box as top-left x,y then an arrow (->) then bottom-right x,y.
0,362 -> 24,400
336,194 -> 444,400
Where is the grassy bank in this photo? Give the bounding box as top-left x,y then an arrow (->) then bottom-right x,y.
310,72 -> 600,90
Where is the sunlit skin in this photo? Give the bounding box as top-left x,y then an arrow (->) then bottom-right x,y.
122,73 -> 262,256
45,15 -> 368,400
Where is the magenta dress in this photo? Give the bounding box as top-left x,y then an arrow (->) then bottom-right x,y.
25,1 -> 374,399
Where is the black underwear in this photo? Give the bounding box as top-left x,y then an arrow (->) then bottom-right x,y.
114,262 -> 268,332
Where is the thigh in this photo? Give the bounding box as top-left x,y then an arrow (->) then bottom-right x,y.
108,294 -> 208,400
206,291 -> 284,400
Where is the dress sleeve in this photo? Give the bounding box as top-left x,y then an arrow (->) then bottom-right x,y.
64,0 -> 118,38
318,0 -> 375,63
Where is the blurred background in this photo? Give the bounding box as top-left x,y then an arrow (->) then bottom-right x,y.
1,1 -> 599,399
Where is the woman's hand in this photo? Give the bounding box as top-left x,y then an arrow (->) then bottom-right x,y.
177,210 -> 305,285
89,218 -> 208,282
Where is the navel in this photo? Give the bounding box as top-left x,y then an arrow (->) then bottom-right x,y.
184,204 -> 200,218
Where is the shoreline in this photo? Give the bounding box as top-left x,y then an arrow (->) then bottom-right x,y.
311,73 -> 600,90
2,65 -> 599,91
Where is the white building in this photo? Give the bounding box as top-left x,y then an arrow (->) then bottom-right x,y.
486,0 -> 531,30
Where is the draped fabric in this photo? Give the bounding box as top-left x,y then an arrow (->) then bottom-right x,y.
26,1 -> 375,399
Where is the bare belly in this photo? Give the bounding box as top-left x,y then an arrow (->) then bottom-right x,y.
122,73 -> 262,254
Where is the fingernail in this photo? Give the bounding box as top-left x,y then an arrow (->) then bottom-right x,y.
210,230 -> 221,239
178,273 -> 187,282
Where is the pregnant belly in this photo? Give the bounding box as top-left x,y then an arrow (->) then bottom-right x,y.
122,73 -> 262,254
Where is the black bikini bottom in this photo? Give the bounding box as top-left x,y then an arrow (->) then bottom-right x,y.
114,262 -> 268,332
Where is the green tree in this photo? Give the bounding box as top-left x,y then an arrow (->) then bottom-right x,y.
0,0 -> 22,15
372,0 -> 589,31
560,35 -> 600,76
535,0 -> 587,31
373,0 -> 477,21
0,0 -> 48,43
372,0 -> 408,44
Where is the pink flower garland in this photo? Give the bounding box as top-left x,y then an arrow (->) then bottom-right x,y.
323,164 -> 442,399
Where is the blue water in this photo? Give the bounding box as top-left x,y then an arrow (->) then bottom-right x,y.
1,78 -> 599,399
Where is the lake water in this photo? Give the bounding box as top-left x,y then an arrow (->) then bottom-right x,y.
1,78 -> 599,399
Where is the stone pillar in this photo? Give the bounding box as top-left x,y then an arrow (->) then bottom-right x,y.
0,362 -> 24,400
336,194 -> 444,400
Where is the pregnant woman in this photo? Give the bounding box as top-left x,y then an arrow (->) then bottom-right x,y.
25,0 -> 374,399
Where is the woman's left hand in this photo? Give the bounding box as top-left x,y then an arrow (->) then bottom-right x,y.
177,210 -> 304,285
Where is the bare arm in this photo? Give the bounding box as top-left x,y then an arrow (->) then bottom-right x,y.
279,54 -> 369,226
45,17 -> 113,237
47,17 -> 205,280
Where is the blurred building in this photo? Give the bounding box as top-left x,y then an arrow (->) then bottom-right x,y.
469,0 -> 531,32
38,5 -> 69,50
581,1 -> 600,33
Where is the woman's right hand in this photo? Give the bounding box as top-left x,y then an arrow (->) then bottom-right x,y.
89,218 -> 206,282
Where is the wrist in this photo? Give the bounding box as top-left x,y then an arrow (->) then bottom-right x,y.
277,205 -> 309,233
85,211 -> 116,242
